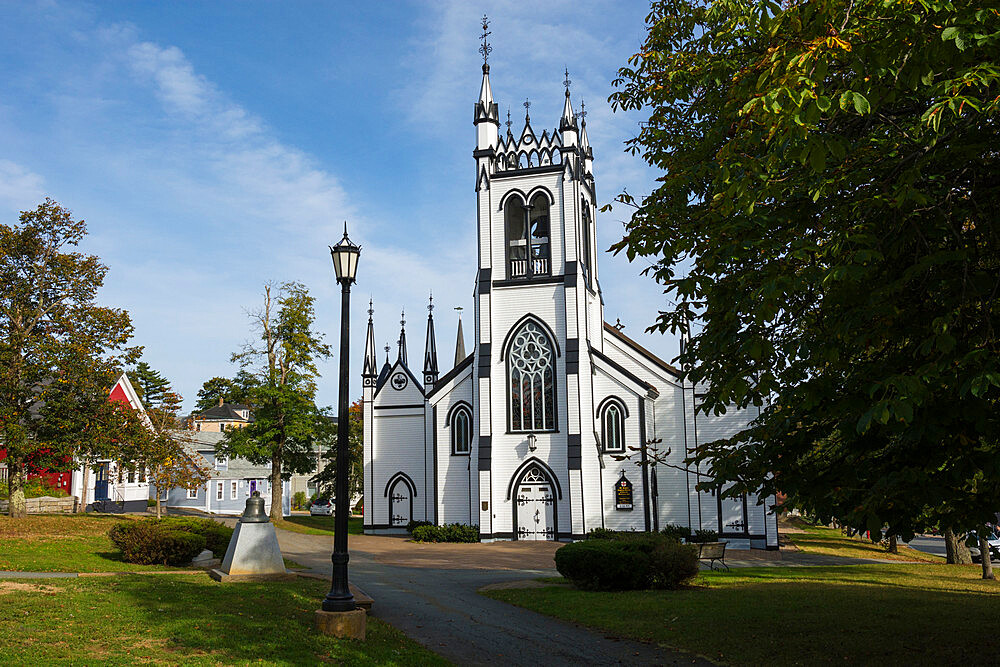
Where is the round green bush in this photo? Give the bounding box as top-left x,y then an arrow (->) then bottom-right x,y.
406,519 -> 433,534
158,517 -> 233,556
410,523 -> 479,543
555,533 -> 699,591
109,520 -> 207,566
412,525 -> 442,542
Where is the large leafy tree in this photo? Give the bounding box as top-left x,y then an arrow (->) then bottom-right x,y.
608,0 -> 1000,563
129,361 -> 170,407
312,399 -> 362,505
194,371 -> 255,411
217,282 -> 331,519
0,199 -> 140,516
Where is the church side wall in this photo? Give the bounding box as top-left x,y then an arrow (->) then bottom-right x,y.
431,375 -> 475,526
370,409 -> 427,529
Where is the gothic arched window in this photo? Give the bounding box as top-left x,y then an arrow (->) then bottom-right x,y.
529,193 -> 550,276
508,321 -> 556,432
601,400 -> 625,452
451,405 -> 471,455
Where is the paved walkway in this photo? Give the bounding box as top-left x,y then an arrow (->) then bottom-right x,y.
276,530 -> 713,666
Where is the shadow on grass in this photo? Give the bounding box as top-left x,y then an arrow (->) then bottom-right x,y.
279,515 -> 363,535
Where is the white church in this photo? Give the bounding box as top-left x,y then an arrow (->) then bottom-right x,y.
361,45 -> 778,549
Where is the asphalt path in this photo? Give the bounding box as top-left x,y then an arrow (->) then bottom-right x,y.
906,535 -> 947,557
276,529 -> 713,666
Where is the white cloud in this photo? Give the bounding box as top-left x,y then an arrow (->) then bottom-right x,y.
0,160 -> 46,216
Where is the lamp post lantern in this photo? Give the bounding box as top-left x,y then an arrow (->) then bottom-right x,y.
323,223 -> 360,613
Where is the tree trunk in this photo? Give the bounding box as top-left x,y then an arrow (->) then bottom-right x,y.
155,483 -> 162,519
887,534 -> 898,554
78,461 -> 90,513
8,462 -> 27,518
944,527 -> 972,564
270,455 -> 282,521
981,534 -> 995,580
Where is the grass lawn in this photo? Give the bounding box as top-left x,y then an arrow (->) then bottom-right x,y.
0,514 -> 175,573
0,573 -> 448,665
483,563 -> 1000,665
784,519 -> 944,563
274,515 -> 363,537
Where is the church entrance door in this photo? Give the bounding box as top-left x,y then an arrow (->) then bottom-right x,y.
389,479 -> 411,528
514,466 -> 555,541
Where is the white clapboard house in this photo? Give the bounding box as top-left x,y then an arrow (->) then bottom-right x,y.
361,57 -> 779,548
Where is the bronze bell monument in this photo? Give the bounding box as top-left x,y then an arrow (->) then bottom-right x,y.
210,491 -> 293,582
240,491 -> 269,523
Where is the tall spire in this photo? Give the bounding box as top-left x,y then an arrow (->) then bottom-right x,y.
423,294 -> 439,385
362,298 -> 377,378
560,67 -> 578,134
474,15 -> 500,135
397,310 -> 408,366
454,307 -> 467,367
578,99 -> 592,158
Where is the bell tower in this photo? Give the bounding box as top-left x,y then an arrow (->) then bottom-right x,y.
470,17 -> 603,539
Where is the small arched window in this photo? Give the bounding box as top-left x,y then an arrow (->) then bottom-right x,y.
451,406 -> 471,455
600,399 -> 626,452
508,321 -> 556,432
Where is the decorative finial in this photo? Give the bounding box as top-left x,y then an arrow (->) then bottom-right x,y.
384,344 -> 390,356
343,220 -> 349,239
368,298 -> 374,318
614,318 -> 625,331
428,292 -> 434,314
455,306 -> 464,319
479,15 -> 492,66
576,100 -> 587,124
400,310 -> 406,329
523,98 -> 531,122
563,67 -> 572,95
505,107 -> 512,134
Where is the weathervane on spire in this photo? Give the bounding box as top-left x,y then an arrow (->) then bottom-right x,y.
505,108 -> 512,134
576,99 -> 587,124
368,298 -> 374,318
479,15 -> 492,65
563,67 -> 572,93
455,306 -> 464,318
400,310 -> 406,330
428,292 -> 434,314
523,98 -> 531,122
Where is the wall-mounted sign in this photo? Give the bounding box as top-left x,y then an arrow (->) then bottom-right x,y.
615,473 -> 633,511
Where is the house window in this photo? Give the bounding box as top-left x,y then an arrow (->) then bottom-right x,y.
600,398 -> 626,452
508,320 -> 556,431
187,487 -> 198,500
231,480 -> 238,500
220,423 -> 226,432
215,455 -> 227,470
127,468 -> 135,484
451,406 -> 472,455
216,482 -> 223,501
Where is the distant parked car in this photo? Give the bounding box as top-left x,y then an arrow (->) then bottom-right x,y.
968,531 -> 1000,563
309,498 -> 334,516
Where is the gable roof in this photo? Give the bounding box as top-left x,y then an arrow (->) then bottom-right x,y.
603,322 -> 682,379
374,359 -> 425,399
194,402 -> 253,422
427,353 -> 473,400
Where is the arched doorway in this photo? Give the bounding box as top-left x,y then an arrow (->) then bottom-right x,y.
388,477 -> 413,528
513,464 -> 556,540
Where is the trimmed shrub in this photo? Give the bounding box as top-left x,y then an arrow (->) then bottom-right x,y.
158,517 -> 233,555
690,529 -> 719,543
411,525 -> 442,542
585,527 -> 620,540
109,521 -> 207,566
661,523 -> 692,541
556,533 -> 699,591
406,519 -> 433,534
411,523 -> 480,543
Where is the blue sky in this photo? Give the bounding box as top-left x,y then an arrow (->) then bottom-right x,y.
0,1 -> 677,413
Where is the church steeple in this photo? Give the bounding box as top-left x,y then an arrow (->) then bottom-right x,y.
397,310 -> 408,366
454,307 -> 467,367
362,299 -> 377,379
560,68 -> 578,147
423,294 -> 439,386
474,15 -> 499,150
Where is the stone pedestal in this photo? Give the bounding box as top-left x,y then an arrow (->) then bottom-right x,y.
315,608 -> 367,640
209,492 -> 293,582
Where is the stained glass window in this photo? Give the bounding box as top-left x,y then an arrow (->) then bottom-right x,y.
509,321 -> 556,431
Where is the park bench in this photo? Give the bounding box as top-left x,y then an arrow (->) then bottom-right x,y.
696,541 -> 729,571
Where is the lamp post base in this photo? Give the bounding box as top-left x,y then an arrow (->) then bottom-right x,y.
315,608 -> 367,640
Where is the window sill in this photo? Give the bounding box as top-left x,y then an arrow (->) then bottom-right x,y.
493,275 -> 562,288
451,452 -> 471,457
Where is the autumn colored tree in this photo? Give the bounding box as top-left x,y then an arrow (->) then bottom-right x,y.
608,1 -> 1000,576
0,200 -> 139,517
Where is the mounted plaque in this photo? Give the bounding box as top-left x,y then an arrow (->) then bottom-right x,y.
614,472 -> 633,511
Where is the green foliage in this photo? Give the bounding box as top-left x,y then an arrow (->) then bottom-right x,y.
411,523 -> 480,543
406,519 -> 433,533
0,478 -> 69,500
129,361 -> 170,406
661,523 -> 693,541
609,1 -> 1000,537
689,529 -> 719,544
108,520 -> 207,566
312,400 -> 362,501
292,490 -> 308,510
555,534 -> 699,591
585,527 -> 620,540
218,282 -> 332,519
194,372 -> 255,411
0,199 -> 140,516
157,516 -> 233,556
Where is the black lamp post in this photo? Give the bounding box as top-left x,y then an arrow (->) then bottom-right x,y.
323,223 -> 360,613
